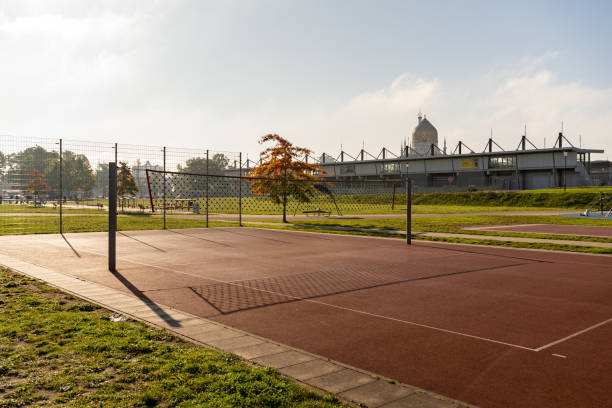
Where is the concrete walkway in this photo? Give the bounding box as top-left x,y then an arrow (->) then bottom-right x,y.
421,232 -> 612,248
0,253 -> 468,408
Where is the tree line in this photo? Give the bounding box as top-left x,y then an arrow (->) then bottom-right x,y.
0,146 -> 233,200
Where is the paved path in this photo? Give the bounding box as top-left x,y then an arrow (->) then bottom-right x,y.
421,232 -> 612,248
468,224 -> 612,238
225,221 -> 612,249
0,251 -> 466,408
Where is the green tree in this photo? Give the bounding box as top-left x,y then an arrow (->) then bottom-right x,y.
117,161 -> 139,211
177,154 -> 229,175
6,147 -> 59,193
25,170 -> 50,205
0,151 -> 6,187
248,134 -> 325,223
95,163 -> 109,198
45,151 -> 96,200
176,154 -> 230,198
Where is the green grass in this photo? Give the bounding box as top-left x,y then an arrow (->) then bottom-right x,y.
410,204 -> 567,214
411,189 -> 611,208
0,205 -> 106,214
517,186 -> 612,194
0,215 -> 235,236
242,214 -> 612,255
245,221 -> 612,255
0,267 -> 346,407
286,214 -> 611,231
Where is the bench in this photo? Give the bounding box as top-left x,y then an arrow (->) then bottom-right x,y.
303,209 -> 331,217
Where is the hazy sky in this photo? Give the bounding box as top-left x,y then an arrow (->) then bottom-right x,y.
1,0 -> 611,160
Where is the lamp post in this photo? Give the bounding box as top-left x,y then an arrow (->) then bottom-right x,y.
563,151 -> 568,192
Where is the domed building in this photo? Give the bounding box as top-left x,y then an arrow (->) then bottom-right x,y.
411,112 -> 438,155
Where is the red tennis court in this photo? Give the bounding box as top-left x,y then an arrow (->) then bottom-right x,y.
1,228 -> 610,408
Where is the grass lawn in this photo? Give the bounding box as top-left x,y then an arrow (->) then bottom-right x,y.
0,205 -> 106,214
410,205 -> 569,214
245,215 -> 612,255
0,215 -> 234,236
0,267 -> 345,407
517,186 -> 612,194
289,214 -> 612,233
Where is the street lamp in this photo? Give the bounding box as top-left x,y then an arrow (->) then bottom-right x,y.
563,151 -> 568,192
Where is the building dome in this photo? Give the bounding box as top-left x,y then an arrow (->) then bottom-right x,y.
411,113 -> 438,155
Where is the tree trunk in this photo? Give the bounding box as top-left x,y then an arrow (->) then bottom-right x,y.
282,194 -> 287,223
282,168 -> 288,223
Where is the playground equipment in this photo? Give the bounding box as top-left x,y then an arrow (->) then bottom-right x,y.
581,192 -> 612,218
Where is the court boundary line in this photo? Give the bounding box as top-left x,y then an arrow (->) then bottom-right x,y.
93,249 -> 541,352
534,317 -> 612,351
14,230 -> 610,353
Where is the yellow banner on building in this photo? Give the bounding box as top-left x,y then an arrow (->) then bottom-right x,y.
461,158 -> 479,169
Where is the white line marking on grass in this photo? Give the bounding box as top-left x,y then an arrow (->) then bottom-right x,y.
535,317 -> 612,351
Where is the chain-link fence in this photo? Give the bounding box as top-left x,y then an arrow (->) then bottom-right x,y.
0,135 -> 240,235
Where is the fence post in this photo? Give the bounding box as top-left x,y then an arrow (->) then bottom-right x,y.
239,152 -> 242,227
109,162 -> 117,271
206,149 -> 209,228
406,178 -> 411,245
59,138 -> 63,234
163,146 -> 166,230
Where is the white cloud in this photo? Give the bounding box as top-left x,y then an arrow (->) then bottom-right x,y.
0,1 -> 609,165
344,74 -> 440,116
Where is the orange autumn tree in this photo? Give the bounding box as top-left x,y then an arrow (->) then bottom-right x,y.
248,134 -> 326,223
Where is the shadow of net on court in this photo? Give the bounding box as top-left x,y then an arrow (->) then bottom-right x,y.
190,265 -> 416,314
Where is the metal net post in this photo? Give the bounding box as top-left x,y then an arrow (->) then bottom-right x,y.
406,178 -> 412,245
108,162 -> 117,271
239,152 -> 242,227
206,149 -> 209,228
163,146 -> 166,230
59,138 -> 63,234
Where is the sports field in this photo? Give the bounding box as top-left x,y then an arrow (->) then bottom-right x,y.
1,228 -> 610,408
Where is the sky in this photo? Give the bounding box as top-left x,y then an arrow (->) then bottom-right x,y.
1,0 -> 611,161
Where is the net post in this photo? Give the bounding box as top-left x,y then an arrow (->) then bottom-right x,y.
108,162 -> 117,271
239,152 -> 242,227
406,178 -> 412,245
163,146 -> 166,230
206,149 -> 209,228
59,138 -> 63,234
145,169 -> 155,212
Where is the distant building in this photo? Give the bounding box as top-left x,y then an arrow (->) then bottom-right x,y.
589,160 -> 612,186
410,113 -> 438,156
232,114 -> 608,191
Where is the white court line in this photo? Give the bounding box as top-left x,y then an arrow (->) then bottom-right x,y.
27,232 -> 610,354
535,317 -> 612,351
76,245 -> 539,352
